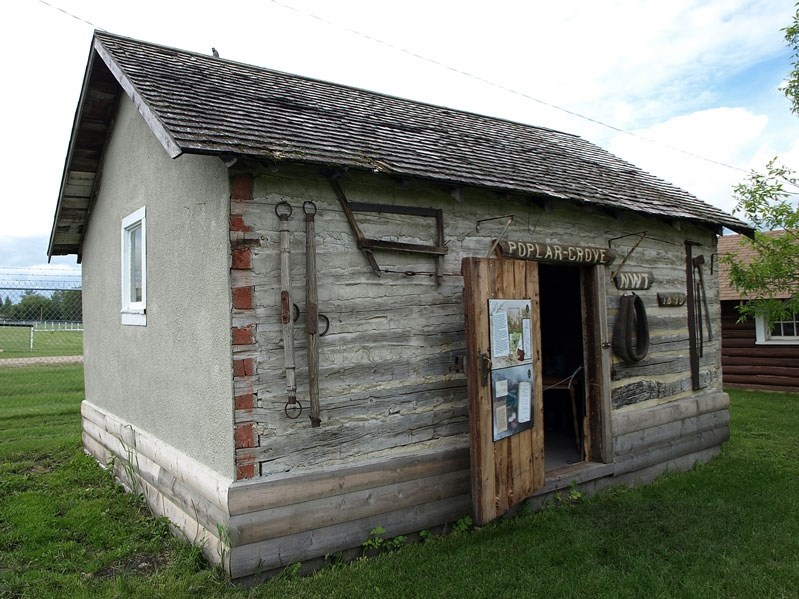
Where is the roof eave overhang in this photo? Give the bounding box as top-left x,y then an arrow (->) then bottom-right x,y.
47,41 -> 101,261
48,34 -> 184,261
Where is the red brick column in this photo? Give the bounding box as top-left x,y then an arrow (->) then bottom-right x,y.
230,173 -> 259,480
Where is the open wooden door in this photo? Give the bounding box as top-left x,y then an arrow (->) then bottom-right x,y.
462,257 -> 545,525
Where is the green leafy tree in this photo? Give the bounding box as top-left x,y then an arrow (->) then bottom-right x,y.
0,296 -> 12,318
727,8 -> 799,323
52,289 -> 82,321
12,292 -> 55,321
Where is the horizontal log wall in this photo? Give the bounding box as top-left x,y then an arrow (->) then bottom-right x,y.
612,391 -> 729,475
226,447 -> 471,578
232,164 -> 725,476
81,401 -> 231,569
721,301 -> 799,392
608,243 -> 723,408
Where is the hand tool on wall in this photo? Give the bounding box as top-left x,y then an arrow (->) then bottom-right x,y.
693,255 -> 713,344
684,241 -> 702,390
304,201 -> 322,427
276,201 -> 301,419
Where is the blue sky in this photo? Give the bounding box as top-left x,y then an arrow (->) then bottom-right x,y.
2,0 -> 798,277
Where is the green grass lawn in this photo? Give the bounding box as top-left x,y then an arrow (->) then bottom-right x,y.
1,370 -> 798,598
0,327 -> 83,359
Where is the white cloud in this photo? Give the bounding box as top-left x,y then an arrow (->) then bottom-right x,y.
606,106 -> 799,214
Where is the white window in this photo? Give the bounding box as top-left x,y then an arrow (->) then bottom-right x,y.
121,207 -> 147,326
755,310 -> 799,344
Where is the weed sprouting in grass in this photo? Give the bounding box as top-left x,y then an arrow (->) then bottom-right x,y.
451,515 -> 473,534
216,522 -> 231,570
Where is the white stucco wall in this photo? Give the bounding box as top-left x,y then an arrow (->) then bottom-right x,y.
81,95 -> 235,480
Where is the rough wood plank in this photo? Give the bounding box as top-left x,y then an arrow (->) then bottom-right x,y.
463,257 -> 496,526
613,410 -> 729,456
82,401 -> 230,511
613,425 -> 729,475
722,356 -> 799,368
611,369 -> 722,408
723,373 -> 799,387
82,418 -> 228,535
594,265 -> 614,462
229,495 -> 471,578
229,469 -> 468,544
248,408 -> 468,473
463,257 -> 543,524
722,346 -> 799,359
723,365 -> 799,377
612,392 -> 729,436
228,446 -> 468,515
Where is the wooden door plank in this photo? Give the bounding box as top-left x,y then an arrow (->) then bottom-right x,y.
529,261 -> 545,491
463,258 -> 495,525
463,257 -> 545,525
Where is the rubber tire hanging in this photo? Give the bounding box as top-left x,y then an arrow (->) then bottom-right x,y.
612,293 -> 650,364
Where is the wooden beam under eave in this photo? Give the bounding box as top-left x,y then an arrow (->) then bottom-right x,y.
60,196 -> 91,210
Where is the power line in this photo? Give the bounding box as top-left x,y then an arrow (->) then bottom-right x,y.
269,0 -> 750,175
36,0 -> 101,29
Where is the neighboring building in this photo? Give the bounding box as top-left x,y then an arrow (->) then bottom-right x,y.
718,232 -> 799,392
49,31 -> 752,579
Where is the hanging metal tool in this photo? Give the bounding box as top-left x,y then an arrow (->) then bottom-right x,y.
684,241 -> 702,390
328,178 -> 447,284
693,255 -> 713,343
304,201 -> 322,427
276,201 -> 301,419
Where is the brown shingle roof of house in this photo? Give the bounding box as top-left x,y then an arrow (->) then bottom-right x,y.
718,231 -> 795,301
49,31 -> 753,258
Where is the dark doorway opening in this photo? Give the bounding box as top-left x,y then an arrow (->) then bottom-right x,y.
539,264 -> 585,469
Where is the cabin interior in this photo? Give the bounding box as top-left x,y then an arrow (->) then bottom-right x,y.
540,263 -> 588,469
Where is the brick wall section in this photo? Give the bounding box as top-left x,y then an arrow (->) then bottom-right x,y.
230,173 -> 259,480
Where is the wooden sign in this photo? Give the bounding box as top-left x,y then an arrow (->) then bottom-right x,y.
614,271 -> 654,290
658,292 -> 686,307
496,240 -> 616,265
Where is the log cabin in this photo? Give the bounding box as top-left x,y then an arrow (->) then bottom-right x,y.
49,31 -> 753,579
718,232 -> 799,392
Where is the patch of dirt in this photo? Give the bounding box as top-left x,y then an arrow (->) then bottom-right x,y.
92,552 -> 168,579
23,455 -> 62,475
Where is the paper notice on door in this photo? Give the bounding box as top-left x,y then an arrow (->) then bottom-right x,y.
495,403 -> 508,433
517,381 -> 531,423
522,319 -> 532,358
494,378 -> 508,398
491,311 -> 510,357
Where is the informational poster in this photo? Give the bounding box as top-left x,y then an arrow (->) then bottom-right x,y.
489,299 -> 533,370
488,299 -> 534,441
490,365 -> 534,441
491,311 -> 510,358
517,381 -> 532,423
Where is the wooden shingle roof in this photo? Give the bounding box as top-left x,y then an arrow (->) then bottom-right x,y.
49,31 -> 752,258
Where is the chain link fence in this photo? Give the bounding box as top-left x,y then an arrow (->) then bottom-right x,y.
0,274 -> 83,369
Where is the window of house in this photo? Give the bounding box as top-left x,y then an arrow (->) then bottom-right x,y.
755,309 -> 799,344
121,207 -> 147,326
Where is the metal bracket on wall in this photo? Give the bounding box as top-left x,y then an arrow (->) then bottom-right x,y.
328,178 -> 448,284
608,231 -> 648,280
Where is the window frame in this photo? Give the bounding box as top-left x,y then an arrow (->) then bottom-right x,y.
121,207 -> 147,326
755,309 -> 799,345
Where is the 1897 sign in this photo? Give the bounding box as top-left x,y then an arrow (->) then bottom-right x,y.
496,240 -> 616,265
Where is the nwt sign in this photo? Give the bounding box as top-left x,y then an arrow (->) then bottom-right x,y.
496,240 -> 616,265
614,271 -> 654,290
